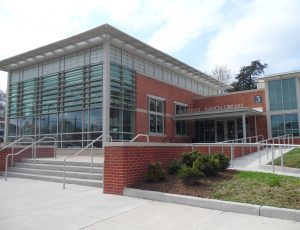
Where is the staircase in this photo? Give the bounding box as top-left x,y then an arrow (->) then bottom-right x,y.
2,158 -> 103,188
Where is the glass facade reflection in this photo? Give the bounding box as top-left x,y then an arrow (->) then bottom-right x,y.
109,63 -> 136,141
7,59 -> 103,147
271,113 -> 299,137
268,78 -> 297,111
268,78 -> 299,137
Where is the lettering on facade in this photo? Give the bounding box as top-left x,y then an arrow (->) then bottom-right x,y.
204,103 -> 244,112
177,103 -> 244,114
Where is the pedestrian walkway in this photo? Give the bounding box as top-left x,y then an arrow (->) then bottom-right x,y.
231,147 -> 300,177
0,178 -> 299,230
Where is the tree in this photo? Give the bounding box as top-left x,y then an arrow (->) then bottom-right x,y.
210,65 -> 231,85
230,60 -> 267,92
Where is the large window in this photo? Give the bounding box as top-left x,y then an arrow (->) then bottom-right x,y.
271,113 -> 299,137
7,60 -> 103,147
195,120 -> 215,143
175,104 -> 188,136
109,63 -> 135,141
269,78 -> 297,111
149,97 -> 164,134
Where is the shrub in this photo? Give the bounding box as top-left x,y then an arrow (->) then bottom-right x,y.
144,162 -> 166,182
168,159 -> 182,175
193,154 -> 219,177
181,151 -> 200,167
178,165 -> 204,185
211,153 -> 230,171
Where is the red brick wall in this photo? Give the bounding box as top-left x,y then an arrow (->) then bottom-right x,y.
192,89 -> 268,140
135,74 -> 199,142
104,143 -> 259,195
193,89 -> 266,112
0,147 -> 54,171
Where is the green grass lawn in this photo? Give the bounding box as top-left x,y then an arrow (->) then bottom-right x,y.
272,148 -> 300,169
212,171 -> 300,209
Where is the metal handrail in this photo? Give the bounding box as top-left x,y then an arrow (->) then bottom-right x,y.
0,137 -> 34,152
4,136 -> 57,181
130,134 -> 149,142
219,135 -> 264,143
191,140 -> 297,172
63,134 -> 112,189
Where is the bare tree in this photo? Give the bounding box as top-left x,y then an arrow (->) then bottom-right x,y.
210,65 -> 231,85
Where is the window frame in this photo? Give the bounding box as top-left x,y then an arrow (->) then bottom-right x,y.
174,102 -> 188,136
148,95 -> 165,134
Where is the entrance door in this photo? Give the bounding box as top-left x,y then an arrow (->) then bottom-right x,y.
216,121 -> 225,142
227,120 -> 236,140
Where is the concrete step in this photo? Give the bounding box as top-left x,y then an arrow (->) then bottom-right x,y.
8,167 -> 102,180
14,162 -> 103,173
1,172 -> 102,188
21,158 -> 103,168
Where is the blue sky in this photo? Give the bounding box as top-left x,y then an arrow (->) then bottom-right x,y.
1,0 -> 300,91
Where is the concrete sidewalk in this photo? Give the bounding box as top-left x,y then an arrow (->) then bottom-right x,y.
0,178 -> 299,230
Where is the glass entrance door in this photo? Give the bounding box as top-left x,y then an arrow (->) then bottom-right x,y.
227,120 -> 236,140
216,121 -> 225,142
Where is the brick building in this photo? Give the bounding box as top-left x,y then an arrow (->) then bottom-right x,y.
0,24 -> 298,147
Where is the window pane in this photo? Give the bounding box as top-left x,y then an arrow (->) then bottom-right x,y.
63,111 -> 82,133
156,115 -> 163,133
149,114 -> 156,132
149,99 -> 155,112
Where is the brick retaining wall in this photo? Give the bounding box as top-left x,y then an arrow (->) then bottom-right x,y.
103,143 -> 260,195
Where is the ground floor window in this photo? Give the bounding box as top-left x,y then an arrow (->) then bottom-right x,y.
194,118 -> 250,143
7,108 -> 103,148
175,104 -> 188,136
149,97 -> 164,134
271,113 -> 299,137
110,108 -> 135,141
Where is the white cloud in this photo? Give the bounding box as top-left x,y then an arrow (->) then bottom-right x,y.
203,0 -> 300,75
0,0 -> 300,91
147,0 -> 225,52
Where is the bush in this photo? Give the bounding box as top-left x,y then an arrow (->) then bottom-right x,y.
144,162 -> 166,182
193,155 -> 219,177
178,165 -> 204,185
168,159 -> 182,175
181,151 -> 200,167
211,153 -> 230,171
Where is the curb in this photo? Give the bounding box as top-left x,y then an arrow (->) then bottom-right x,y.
123,188 -> 300,222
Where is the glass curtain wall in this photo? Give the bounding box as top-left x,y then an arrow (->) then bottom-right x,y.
7,62 -> 103,147
110,63 -> 136,141
268,78 -> 299,137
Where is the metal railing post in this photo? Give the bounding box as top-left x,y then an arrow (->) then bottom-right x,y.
11,147 -> 14,167
271,145 -> 275,173
34,142 -> 37,168
280,145 -> 284,171
208,146 -> 211,156
91,142 -> 94,174
63,163 -> 66,189
4,154 -> 8,181
230,144 -> 234,168
258,143 -> 261,166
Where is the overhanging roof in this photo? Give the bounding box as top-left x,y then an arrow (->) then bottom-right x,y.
0,24 -> 229,89
260,71 -> 300,81
173,108 -> 263,121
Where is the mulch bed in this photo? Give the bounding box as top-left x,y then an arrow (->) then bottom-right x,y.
131,169 -> 237,198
